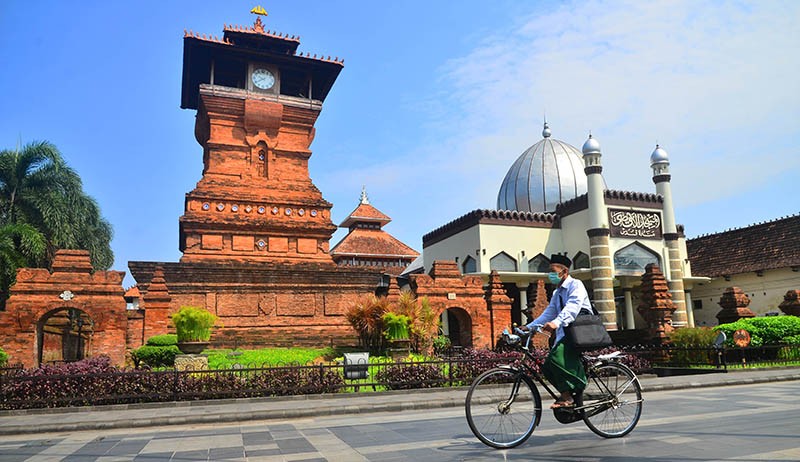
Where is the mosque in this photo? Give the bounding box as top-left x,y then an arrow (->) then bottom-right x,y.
411,122 -> 706,339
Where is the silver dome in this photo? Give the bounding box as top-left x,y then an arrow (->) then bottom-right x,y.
650,144 -> 669,165
497,124 -> 588,213
582,135 -> 602,156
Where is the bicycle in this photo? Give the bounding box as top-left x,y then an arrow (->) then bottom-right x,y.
465,325 -> 643,449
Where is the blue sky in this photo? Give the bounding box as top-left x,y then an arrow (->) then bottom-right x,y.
1,1 -> 798,287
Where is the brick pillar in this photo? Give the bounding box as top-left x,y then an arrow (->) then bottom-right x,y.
637,263 -> 675,344
665,236 -> 688,328
486,270 -> 512,348
527,280 -> 550,349
588,228 -> 617,330
142,267 -> 172,342
386,276 -> 401,303
716,287 -> 755,325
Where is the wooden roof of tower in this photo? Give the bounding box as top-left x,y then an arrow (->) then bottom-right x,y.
181,16 -> 344,109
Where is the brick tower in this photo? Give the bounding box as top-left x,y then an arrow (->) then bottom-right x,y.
129,11 -> 382,349
178,13 -> 344,264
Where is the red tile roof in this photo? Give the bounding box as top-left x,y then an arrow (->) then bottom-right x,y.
124,286 -> 140,298
687,214 -> 800,277
330,228 -> 419,259
339,203 -> 392,228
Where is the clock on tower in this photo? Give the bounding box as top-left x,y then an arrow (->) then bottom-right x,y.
178,13 -> 344,263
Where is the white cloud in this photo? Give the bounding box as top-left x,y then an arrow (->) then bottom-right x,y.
321,0 -> 800,248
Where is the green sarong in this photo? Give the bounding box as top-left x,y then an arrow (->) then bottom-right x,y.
543,340 -> 587,393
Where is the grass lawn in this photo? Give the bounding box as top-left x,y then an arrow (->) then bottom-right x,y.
204,347 -> 336,369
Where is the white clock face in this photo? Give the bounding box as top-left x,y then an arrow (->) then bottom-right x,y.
252,68 -> 275,90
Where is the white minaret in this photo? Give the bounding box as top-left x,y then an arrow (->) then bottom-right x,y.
583,134 -> 607,229
582,134 -> 616,330
650,145 -> 690,328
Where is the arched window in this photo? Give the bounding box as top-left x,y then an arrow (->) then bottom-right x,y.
490,252 -> 517,272
527,253 -> 550,273
256,141 -> 268,178
614,242 -> 660,276
462,255 -> 477,274
573,252 -> 590,270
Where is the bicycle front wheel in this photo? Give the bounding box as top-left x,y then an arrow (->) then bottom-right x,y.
465,367 -> 542,449
581,362 -> 642,438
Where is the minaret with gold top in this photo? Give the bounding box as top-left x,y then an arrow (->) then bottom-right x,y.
178,7 -> 344,263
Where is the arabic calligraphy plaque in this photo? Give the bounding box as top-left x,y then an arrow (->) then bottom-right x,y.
608,209 -> 663,240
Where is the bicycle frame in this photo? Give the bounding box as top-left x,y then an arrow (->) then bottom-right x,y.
502,328 -> 640,416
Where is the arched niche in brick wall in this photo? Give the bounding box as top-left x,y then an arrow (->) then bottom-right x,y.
36,307 -> 94,364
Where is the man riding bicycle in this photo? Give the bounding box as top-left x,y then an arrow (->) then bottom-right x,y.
520,253 -> 591,409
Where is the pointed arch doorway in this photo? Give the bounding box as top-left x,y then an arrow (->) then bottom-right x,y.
37,307 -> 94,365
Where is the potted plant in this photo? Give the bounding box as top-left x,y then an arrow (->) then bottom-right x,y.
383,312 -> 411,359
172,306 -> 219,354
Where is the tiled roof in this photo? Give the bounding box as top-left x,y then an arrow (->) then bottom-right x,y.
423,209 -> 558,248
331,228 -> 419,259
124,285 -> 140,298
339,203 -> 392,228
687,214 -> 800,277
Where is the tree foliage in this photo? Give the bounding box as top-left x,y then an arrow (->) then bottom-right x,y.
0,141 -> 113,296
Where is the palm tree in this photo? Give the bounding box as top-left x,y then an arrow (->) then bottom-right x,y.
0,141 -> 113,273
0,222 -> 45,304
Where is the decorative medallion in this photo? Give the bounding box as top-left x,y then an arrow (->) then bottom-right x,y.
245,205 -> 252,213
272,207 -> 279,215
258,152 -> 265,161
202,203 -> 210,211
285,208 -> 292,216
258,206 -> 266,214
59,290 -> 75,301
217,203 -> 225,211
231,205 -> 239,212
310,210 -> 318,217
257,239 -> 266,249
298,209 -> 305,216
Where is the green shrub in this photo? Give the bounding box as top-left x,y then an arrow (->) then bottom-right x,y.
784,334 -> 800,345
671,327 -> 720,347
777,346 -> 800,361
146,334 -> 178,347
0,347 -> 8,367
716,316 -> 800,347
382,312 -> 410,340
131,345 -> 181,368
205,347 -> 335,369
171,306 -> 218,342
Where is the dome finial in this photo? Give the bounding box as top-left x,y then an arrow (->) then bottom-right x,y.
582,132 -> 601,155
542,121 -> 551,138
360,185 -> 370,204
650,143 -> 669,166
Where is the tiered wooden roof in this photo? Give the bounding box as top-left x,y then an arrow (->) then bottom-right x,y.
330,190 -> 419,266
687,214 -> 800,277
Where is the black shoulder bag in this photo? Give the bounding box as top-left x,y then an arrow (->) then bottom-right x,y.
560,294 -> 613,351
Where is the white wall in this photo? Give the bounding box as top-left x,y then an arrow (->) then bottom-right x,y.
689,267 -> 800,326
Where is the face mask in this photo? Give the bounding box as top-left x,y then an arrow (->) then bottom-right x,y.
548,271 -> 562,285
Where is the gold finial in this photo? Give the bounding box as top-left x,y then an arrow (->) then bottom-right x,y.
250,5 -> 268,16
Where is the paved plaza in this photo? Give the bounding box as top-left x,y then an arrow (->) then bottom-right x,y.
0,369 -> 798,461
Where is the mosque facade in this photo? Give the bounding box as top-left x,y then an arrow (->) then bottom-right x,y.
416,123 -> 706,336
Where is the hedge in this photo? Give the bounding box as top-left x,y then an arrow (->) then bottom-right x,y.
715,316 -> 800,347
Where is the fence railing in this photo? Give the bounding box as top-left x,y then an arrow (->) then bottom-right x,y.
1,344 -> 798,410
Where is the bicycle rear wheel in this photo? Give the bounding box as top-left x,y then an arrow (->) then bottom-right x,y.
581,362 -> 642,438
465,367 -> 542,449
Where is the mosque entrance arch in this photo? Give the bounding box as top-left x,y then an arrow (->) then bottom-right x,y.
36,307 -> 94,365
441,307 -> 473,348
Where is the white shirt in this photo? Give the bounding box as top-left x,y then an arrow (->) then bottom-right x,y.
526,275 -> 592,344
